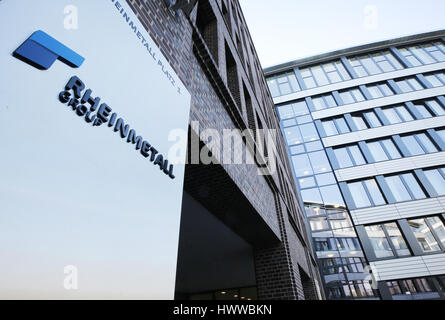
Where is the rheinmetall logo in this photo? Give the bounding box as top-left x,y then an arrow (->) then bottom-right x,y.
13,30 -> 84,70
12,30 -> 176,179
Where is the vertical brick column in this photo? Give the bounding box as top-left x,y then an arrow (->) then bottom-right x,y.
253,194 -> 306,300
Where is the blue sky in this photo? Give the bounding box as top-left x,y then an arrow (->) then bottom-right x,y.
240,0 -> 445,68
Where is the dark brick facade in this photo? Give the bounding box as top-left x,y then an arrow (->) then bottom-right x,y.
126,0 -> 323,300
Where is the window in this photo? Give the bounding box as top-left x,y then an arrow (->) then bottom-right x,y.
322,118 -> 351,136
412,102 -> 433,119
267,72 -> 300,97
322,120 -> 338,136
335,118 -> 350,134
347,179 -> 386,208
292,154 -> 312,177
395,77 -> 424,93
284,126 -> 302,145
394,105 -> 414,122
299,123 -> 319,142
333,145 -> 366,168
336,237 -> 361,251
316,173 -> 337,186
320,185 -> 344,206
423,168 -> 445,196
309,216 -> 329,231
312,96 -> 329,111
381,139 -> 402,159
365,224 -> 394,258
328,211 -> 353,230
367,141 -> 389,161
298,176 -> 316,189
367,82 -> 394,98
301,188 -> 323,204
339,88 -> 365,104
385,176 -> 413,202
399,42 -> 445,66
314,237 -> 337,251
387,277 -> 442,300
348,51 -> 403,77
343,257 -> 366,273
436,128 -> 445,145
308,151 -> 331,174
384,173 -> 426,202
364,179 -> 387,205
401,133 -> 438,156
364,111 -> 382,127
296,115 -> 312,124
305,140 -> 323,152
267,78 -> 280,97
293,102 -> 311,118
298,60 -> 351,89
277,103 -> 294,120
290,144 -> 305,155
277,100 -> 310,120
425,73 -> 445,87
351,113 -> 368,130
426,99 -> 445,116
408,216 -> 445,253
282,118 -> 296,128
400,173 -> 427,200
387,281 -> 403,296
382,107 -> 403,124
367,85 -> 384,98
320,258 -> 342,275
334,148 -> 353,168
347,168 -> 445,207
348,145 -> 366,165
365,222 -> 411,258
348,181 -> 371,208
436,72 -> 445,84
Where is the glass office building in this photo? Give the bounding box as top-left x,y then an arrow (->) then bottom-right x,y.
265,30 -> 445,300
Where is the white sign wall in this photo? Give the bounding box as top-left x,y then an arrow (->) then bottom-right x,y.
0,0 -> 191,299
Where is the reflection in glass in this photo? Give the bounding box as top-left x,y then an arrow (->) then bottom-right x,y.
424,169 -> 445,196
365,224 -> 394,258
308,151 -> 331,174
292,154 -> 313,177
408,218 -> 442,253
320,185 -> 345,207
348,182 -> 371,208
385,176 -> 412,202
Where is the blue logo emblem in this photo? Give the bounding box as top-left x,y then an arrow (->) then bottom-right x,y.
13,30 -> 84,70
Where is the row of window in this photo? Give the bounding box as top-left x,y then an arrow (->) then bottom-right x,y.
321,97 -> 445,137
320,257 -> 367,276
299,60 -> 351,89
332,129 -> 445,169
326,280 -> 376,299
267,40 -> 445,96
314,236 -> 361,252
363,215 -> 445,259
386,276 -> 445,300
309,209 -> 353,232
399,41 -> 445,67
345,167 -> 445,209
291,147 -> 346,207
348,49 -> 403,78
311,74 -> 428,111
276,71 -> 445,116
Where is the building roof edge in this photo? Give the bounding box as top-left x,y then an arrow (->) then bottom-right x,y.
264,29 -> 445,76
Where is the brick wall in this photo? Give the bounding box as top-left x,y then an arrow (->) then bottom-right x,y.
126,0 -> 323,299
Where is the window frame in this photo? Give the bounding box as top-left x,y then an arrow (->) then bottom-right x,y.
407,215 -> 445,254
348,50 -> 403,77
364,221 -> 412,260
347,178 -> 387,209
